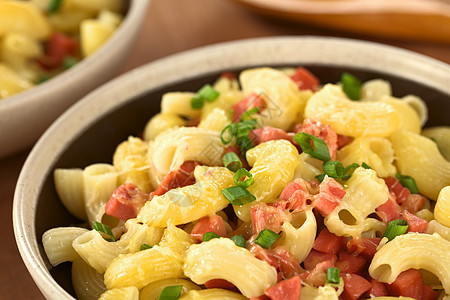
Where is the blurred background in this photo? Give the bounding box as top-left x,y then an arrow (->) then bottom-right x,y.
1,0 -> 449,299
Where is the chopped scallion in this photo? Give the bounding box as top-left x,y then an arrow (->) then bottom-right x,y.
158,285 -> 183,300
341,163 -> 360,180
197,84 -> 220,102
362,162 -> 372,169
222,186 -> 256,205
241,107 -> 260,120
326,267 -> 340,284
233,168 -> 254,188
37,75 -> 50,84
190,84 -> 220,109
140,243 -> 152,251
190,95 -> 204,109
48,0 -> 63,13
294,132 -> 331,161
222,152 -> 242,172
395,173 -> 419,194
341,72 -> 361,101
230,234 -> 246,248
254,229 -> 280,249
92,221 -> 115,242
220,124 -> 235,144
315,174 -> 326,183
383,219 -> 409,241
63,56 -> 78,69
322,161 -> 344,178
202,232 -> 220,242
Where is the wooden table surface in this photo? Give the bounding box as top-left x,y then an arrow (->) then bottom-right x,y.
1,0 -> 449,299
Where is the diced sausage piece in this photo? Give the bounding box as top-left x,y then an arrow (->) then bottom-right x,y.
38,32 -> 78,69
422,285 -> 440,300
272,246 -> 302,280
251,203 -> 285,235
265,275 -> 302,300
402,194 -> 426,214
190,215 -> 227,243
249,126 -> 291,145
300,259 -> 334,287
337,134 -> 353,149
312,177 -> 345,216
335,250 -> 368,275
341,273 -> 372,300
289,67 -> 320,91
105,183 -> 148,220
250,296 -> 270,300
303,249 -> 337,271
401,210 -> 428,233
275,178 -> 313,212
232,93 -> 266,122
347,237 -> 381,258
312,228 -> 347,255
150,161 -> 200,199
386,269 -> 423,299
366,278 -> 388,297
204,279 -> 238,292
376,195 -> 401,223
385,176 -> 411,204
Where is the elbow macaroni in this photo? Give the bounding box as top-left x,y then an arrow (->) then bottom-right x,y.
0,0 -> 123,99
183,238 -> 277,298
42,67 -> 450,299
369,233 -> 450,294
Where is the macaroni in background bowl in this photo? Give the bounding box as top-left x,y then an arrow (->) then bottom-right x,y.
0,0 -> 150,159
13,37 -> 450,299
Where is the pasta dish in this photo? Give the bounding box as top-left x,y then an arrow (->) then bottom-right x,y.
0,0 -> 123,99
42,67 -> 450,300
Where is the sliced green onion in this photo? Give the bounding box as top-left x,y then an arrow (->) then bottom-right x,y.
230,234 -> 246,248
241,107 -> 260,121
236,119 -> 257,139
315,174 -> 326,183
228,109 -> 235,121
341,72 -> 361,101
341,163 -> 360,180
395,173 -> 419,194
322,160 -> 344,178
294,132 -> 331,161
222,152 -> 242,172
326,267 -> 340,284
140,243 -> 152,251
37,75 -> 51,84
92,221 -> 115,242
202,232 -> 220,242
233,168 -> 254,188
197,84 -> 220,102
237,136 -> 255,154
63,56 -> 78,69
254,229 -> 280,249
158,285 -> 183,300
48,0 -> 63,13
190,95 -> 204,109
362,162 -> 372,169
222,186 -> 256,205
383,219 -> 409,242
220,124 -> 235,144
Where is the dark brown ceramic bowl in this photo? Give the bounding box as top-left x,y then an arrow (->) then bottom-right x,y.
13,37 -> 450,299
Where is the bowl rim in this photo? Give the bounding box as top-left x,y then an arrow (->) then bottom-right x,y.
0,0 -> 149,110
13,36 -> 450,299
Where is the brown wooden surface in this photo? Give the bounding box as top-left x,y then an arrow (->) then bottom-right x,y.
1,0 -> 449,299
